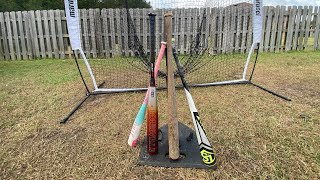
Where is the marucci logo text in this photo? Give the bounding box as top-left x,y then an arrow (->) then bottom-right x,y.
68,0 -> 76,17
255,0 -> 261,16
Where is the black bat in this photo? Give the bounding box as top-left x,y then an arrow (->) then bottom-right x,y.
147,13 -> 158,155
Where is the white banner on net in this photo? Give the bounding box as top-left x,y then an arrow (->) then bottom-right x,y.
64,0 -> 98,90
242,0 -> 263,80
64,0 -> 81,50
253,0 -> 263,43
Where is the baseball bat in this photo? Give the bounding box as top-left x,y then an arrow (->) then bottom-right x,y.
127,42 -> 166,147
147,13 -> 158,155
173,47 -> 217,168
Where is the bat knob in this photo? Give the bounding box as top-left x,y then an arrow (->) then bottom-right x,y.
131,140 -> 138,147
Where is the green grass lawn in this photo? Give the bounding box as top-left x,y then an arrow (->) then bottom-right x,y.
0,51 -> 319,179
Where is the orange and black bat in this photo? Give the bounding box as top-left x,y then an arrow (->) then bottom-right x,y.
147,13 -> 158,155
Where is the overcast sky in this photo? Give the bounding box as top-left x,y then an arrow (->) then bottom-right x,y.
148,0 -> 320,9
265,0 -> 320,6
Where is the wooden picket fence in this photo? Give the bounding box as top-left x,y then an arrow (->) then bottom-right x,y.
261,6 -> 320,52
0,6 -> 320,60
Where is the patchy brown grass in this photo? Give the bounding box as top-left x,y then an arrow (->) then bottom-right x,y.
0,51 -> 319,179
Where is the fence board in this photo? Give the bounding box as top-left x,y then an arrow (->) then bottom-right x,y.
180,9 -> 186,54
141,9 -> 148,54
101,9 -> 109,57
303,6 -> 313,49
56,10 -> 65,58
122,9 -> 129,56
0,12 -> 3,60
155,9 -> 161,54
49,10 -> 59,58
10,12 -> 21,60
130,8 -> 135,54
293,6 -> 302,50
35,10 -> 46,58
159,9 -> 165,43
0,12 -> 9,59
30,11 -> 40,58
285,6 -> 296,51
5,12 -> 15,60
180,8 -> 185,52
264,6 -> 272,52
192,8 -> 198,51
89,9 -> 97,58
22,12 -> 32,59
0,13 -> 3,59
259,7 -> 266,52
270,6 -> 280,52
299,6 -> 308,50
314,7 -> 320,49
43,10 -> 52,58
222,7 -> 229,53
0,30 -> 3,59
172,9 -> 179,53
244,8 -> 252,53
246,7 -> 253,52
229,6 -> 236,52
16,11 -> 27,59
282,7 -> 290,52
240,7 -> 247,53
94,9 -> 103,57
61,10 -> 69,58
81,9 -> 90,56
234,6 -> 241,52
108,9 -> 116,56
205,7 -> 210,52
172,9 -> 177,48
275,6 -> 285,52
209,8 -> 217,53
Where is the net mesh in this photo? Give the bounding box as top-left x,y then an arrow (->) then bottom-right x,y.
79,0 -> 257,90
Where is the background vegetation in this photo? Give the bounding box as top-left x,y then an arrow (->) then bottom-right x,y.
0,0 -> 151,12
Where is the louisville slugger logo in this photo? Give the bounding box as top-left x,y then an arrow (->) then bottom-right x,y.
200,148 -> 216,166
193,112 -> 216,166
68,0 -> 76,17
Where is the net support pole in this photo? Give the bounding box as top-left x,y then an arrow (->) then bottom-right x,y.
164,12 -> 180,160
246,43 -> 291,101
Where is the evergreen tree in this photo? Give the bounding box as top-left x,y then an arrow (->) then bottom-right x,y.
0,0 -> 151,12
